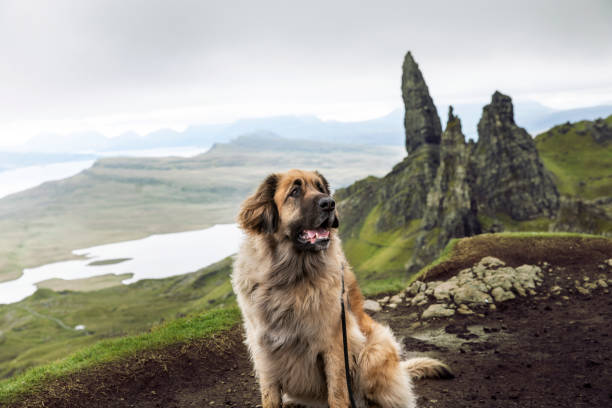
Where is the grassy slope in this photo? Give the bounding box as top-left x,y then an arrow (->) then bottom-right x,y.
0,139 -> 404,283
0,307 -> 241,405
534,114 -> 612,199
0,257 -> 235,380
342,204 -> 421,293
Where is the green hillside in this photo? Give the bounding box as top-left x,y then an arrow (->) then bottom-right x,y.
0,307 -> 241,406
338,114 -> 612,281
535,114 -> 612,199
0,136 -> 403,283
0,257 -> 234,380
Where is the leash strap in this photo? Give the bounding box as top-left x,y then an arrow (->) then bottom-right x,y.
340,264 -> 357,408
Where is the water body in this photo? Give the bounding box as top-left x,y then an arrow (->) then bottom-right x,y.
0,160 -> 96,199
0,146 -> 210,199
0,224 -> 243,305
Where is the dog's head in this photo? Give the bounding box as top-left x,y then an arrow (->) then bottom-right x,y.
238,169 -> 339,252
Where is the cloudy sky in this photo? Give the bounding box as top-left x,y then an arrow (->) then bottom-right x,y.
1,0 -> 611,147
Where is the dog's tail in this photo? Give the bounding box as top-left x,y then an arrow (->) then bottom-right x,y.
401,357 -> 454,380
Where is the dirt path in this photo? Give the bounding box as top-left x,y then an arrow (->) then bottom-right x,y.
10,243 -> 612,407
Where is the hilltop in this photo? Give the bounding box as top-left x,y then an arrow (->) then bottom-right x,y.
336,52 -> 612,282
1,234 -> 610,407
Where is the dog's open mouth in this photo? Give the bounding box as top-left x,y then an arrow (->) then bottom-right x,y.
298,228 -> 330,244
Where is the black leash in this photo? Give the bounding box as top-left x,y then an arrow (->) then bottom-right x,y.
340,264 -> 357,408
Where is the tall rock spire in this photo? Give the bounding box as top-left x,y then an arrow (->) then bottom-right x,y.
410,106 -> 480,271
401,52 -> 442,154
472,91 -> 559,219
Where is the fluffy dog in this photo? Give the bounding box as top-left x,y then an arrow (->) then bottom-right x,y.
232,169 -> 451,408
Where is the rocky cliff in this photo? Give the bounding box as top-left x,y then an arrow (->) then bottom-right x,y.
411,107 -> 480,269
472,91 -> 559,220
402,52 -> 442,154
337,52 -> 611,277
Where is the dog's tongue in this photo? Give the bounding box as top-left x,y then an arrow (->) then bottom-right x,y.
303,228 -> 330,243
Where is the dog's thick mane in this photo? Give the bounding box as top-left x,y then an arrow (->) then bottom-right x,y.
264,237 -> 338,288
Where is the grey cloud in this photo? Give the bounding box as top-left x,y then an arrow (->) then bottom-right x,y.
0,0 -> 611,122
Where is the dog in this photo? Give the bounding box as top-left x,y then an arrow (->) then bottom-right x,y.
232,169 -> 452,408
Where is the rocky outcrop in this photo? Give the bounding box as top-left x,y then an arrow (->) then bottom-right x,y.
472,91 -> 560,220
410,108 -> 481,270
336,53 -> 443,235
581,118 -> 612,144
402,52 -> 442,154
551,197 -> 612,236
405,257 -> 544,319
337,52 -> 604,276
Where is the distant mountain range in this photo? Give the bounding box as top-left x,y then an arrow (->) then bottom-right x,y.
8,102 -> 612,156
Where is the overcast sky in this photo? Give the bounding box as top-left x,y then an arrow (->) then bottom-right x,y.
1,0 -> 611,147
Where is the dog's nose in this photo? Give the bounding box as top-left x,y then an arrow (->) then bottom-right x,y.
318,196 -> 335,211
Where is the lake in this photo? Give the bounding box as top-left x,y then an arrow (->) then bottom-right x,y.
0,160 -> 96,199
0,146 -> 211,199
0,224 -> 243,304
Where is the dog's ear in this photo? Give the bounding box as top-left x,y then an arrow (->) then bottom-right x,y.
238,174 -> 279,234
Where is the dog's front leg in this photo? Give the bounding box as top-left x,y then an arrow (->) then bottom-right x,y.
323,335 -> 351,408
259,376 -> 282,408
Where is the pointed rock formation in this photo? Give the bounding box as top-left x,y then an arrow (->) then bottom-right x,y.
337,54 -> 594,277
402,52 -> 442,154
472,91 -> 559,220
410,107 -> 480,270
337,52 -> 442,237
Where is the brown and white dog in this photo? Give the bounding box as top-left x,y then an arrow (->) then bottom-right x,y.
232,169 -> 452,408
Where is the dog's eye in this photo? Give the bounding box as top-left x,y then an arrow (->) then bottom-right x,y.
290,187 -> 300,197
316,182 -> 325,193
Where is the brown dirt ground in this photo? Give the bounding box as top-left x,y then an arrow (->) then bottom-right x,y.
8,237 -> 612,408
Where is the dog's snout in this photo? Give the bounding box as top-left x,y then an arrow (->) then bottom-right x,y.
318,196 -> 335,211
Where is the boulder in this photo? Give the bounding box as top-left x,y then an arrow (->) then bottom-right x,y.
491,287 -> 516,303
363,299 -> 382,312
407,280 -> 426,296
456,304 -> 474,315
389,294 -> 404,304
411,292 -> 428,306
422,304 -> 455,319
550,285 -> 563,295
453,284 -> 492,305
483,267 -> 515,291
433,280 -> 458,302
478,256 -> 506,269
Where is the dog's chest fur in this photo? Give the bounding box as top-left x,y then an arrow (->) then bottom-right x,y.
233,238 -> 344,396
